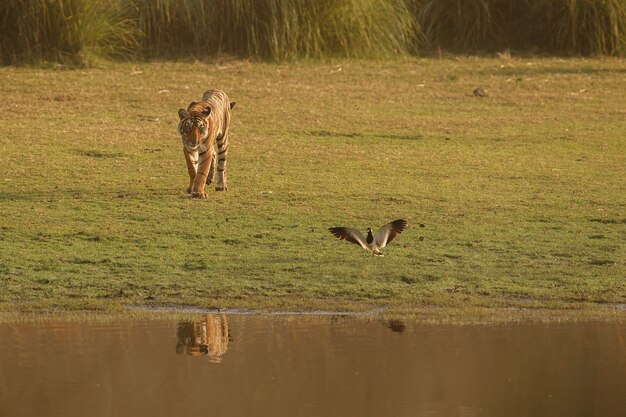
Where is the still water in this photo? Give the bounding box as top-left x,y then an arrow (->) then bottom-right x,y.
1,314 -> 624,417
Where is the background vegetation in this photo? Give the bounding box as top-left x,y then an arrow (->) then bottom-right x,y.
0,57 -> 624,314
1,0 -> 625,65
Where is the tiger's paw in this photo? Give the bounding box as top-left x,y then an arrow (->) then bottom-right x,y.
191,191 -> 208,199
186,187 -> 192,194
215,185 -> 228,192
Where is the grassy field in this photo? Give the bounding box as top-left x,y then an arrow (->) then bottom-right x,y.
0,57 -> 624,317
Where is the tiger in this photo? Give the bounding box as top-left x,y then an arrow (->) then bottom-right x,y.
175,314 -> 230,362
177,89 -> 235,198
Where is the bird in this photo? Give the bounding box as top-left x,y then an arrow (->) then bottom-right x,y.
473,87 -> 486,97
328,219 -> 408,257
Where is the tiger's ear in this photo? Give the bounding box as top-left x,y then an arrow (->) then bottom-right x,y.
202,107 -> 211,117
230,102 -> 236,109
178,109 -> 188,120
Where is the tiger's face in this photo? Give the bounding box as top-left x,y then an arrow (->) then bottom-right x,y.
178,107 -> 211,151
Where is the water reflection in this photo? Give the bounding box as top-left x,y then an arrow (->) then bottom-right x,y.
176,314 -> 230,361
384,319 -> 406,333
1,315 -> 625,417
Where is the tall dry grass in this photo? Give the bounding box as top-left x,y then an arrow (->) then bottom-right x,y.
415,0 -> 503,51
413,0 -> 626,55
131,0 -> 416,60
553,0 -> 626,56
1,0 -> 624,65
0,0 -> 139,65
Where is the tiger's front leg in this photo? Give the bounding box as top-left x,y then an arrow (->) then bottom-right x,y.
183,148 -> 198,194
207,152 -> 215,185
190,149 -> 212,198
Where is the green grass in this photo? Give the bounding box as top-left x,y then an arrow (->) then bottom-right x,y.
0,57 -> 625,317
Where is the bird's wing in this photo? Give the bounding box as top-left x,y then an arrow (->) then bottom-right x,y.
374,219 -> 408,248
328,227 -> 368,249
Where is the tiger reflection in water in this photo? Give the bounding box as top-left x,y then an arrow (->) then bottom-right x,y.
176,314 -> 230,362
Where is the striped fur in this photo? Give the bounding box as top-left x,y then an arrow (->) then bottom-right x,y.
177,89 -> 235,198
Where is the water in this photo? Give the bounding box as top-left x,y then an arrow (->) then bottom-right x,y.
1,314 -> 624,417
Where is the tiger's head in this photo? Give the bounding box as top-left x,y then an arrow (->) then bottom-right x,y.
177,104 -> 212,151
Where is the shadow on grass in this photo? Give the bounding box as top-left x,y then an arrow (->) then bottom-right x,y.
482,66 -> 626,77
308,130 -> 423,141
0,188 -> 185,202
589,218 -> 626,225
76,150 -> 128,159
